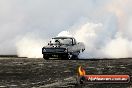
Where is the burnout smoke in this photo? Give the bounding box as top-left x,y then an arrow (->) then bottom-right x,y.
69,21 -> 132,58
16,33 -> 46,58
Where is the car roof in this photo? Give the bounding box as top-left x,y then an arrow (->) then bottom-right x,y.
52,36 -> 74,39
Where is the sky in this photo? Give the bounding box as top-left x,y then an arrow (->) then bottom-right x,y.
0,0 -> 132,58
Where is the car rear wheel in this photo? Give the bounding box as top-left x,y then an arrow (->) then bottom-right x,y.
72,52 -> 79,59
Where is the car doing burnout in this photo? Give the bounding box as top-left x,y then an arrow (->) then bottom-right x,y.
42,37 -> 85,59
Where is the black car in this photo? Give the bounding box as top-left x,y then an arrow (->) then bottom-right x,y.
42,37 -> 85,59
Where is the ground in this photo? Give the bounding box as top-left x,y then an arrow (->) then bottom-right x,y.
0,57 -> 131,88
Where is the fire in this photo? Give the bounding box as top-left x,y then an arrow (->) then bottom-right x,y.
78,66 -> 86,76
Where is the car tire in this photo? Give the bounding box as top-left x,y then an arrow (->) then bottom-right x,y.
68,53 -> 73,59
71,52 -> 79,60
43,55 -> 49,60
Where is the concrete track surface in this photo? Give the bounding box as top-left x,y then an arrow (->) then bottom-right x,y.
0,57 -> 131,88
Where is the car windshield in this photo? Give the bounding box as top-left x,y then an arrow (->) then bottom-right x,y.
50,38 -> 72,45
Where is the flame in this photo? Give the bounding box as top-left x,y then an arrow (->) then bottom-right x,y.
78,66 -> 86,76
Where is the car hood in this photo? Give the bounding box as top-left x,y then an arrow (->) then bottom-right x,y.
44,45 -> 70,48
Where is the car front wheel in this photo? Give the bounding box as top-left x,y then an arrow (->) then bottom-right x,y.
68,53 -> 73,59
43,55 -> 49,60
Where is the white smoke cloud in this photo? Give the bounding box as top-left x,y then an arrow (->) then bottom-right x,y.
73,22 -> 103,58
57,31 -> 73,37
0,0 -> 132,58
102,36 -> 132,58
16,33 -> 47,58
